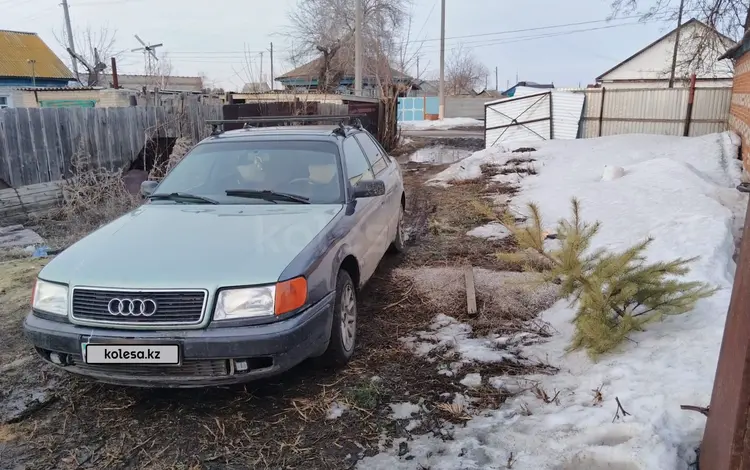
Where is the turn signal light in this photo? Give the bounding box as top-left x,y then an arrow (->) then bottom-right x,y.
274,277 -> 307,315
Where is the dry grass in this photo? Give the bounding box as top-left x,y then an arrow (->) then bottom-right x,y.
39,151 -> 142,248
396,267 -> 558,336
148,137 -> 193,181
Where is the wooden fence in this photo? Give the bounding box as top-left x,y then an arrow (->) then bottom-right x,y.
574,86 -> 731,138
0,104 -> 221,188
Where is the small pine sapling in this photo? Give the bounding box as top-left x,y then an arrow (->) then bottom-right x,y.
501,198 -> 717,357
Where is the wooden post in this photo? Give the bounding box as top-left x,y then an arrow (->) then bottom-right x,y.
684,73 -> 697,137
701,196 -> 750,469
111,57 -> 119,89
598,87 -> 606,137
464,266 -> 477,316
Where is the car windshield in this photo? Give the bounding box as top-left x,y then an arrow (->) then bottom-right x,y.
152,140 -> 344,204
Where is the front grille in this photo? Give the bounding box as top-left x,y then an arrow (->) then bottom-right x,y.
70,357 -> 229,377
71,288 -> 207,325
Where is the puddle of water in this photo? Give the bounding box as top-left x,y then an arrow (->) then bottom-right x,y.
409,146 -> 473,164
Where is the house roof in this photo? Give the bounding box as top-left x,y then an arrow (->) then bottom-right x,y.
277,39 -> 411,82
719,28 -> 750,60
595,18 -> 736,81
242,82 -> 271,93
0,30 -> 74,80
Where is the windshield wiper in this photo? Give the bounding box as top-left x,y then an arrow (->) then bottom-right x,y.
149,192 -> 219,204
225,189 -> 310,204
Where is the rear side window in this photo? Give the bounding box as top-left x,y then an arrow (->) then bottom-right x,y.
343,137 -> 374,184
355,134 -> 388,175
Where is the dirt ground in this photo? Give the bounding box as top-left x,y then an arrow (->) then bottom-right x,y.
0,140 -> 557,470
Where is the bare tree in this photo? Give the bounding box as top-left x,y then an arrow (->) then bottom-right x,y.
154,52 -> 173,90
285,0 -> 409,92
54,26 -> 124,86
445,44 -> 489,95
610,0 -> 745,79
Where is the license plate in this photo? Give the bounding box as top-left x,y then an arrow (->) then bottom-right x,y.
82,344 -> 180,364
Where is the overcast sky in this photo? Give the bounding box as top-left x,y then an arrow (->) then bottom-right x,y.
2,0 -> 681,90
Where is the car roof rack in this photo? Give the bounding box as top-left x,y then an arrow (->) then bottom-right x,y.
206,115 -> 362,136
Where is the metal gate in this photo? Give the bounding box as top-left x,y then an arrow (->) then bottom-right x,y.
484,92 -> 553,147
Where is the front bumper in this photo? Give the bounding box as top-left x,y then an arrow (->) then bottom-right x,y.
23,292 -> 334,388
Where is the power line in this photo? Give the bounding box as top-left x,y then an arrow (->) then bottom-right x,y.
119,20 -> 654,65
117,15 -> 659,58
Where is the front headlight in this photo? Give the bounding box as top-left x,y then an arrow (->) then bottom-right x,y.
32,279 -> 69,316
214,286 -> 276,320
213,277 -> 308,321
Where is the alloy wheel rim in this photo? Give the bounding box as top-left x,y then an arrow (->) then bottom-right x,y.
340,284 -> 357,351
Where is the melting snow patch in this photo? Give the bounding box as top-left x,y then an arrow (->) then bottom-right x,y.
467,222 -> 511,240
400,314 -> 519,371
409,146 -> 472,164
389,402 -> 422,419
406,420 -> 421,432
399,117 -> 484,130
460,373 -> 482,388
326,402 -> 349,420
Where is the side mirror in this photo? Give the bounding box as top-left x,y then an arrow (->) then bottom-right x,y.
140,180 -> 158,197
352,179 -> 386,199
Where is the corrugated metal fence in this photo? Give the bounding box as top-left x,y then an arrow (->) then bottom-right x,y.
0,104 -> 222,188
577,87 -> 731,138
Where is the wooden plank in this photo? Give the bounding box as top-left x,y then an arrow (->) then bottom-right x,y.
464,266 -> 477,316
27,108 -> 46,183
94,107 -> 107,169
40,108 -> 62,181
0,110 -> 13,187
84,108 -> 100,167
3,109 -> 22,186
56,107 -> 72,178
16,108 -> 38,185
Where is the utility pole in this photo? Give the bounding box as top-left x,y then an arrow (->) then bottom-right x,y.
668,0 -> 685,88
132,35 -> 163,91
416,57 -> 420,79
260,51 -> 264,85
61,0 -> 78,80
438,0 -> 446,119
269,42 -> 274,91
355,0 -> 363,95
495,66 -> 498,90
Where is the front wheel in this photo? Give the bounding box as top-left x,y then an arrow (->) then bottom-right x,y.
388,204 -> 406,253
320,270 -> 358,367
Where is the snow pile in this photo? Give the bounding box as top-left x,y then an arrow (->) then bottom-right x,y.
360,132 -> 747,470
399,117 -> 483,130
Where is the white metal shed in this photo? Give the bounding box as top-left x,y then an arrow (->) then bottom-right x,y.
484,90 -> 585,148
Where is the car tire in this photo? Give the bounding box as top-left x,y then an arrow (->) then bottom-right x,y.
319,269 -> 358,367
388,203 -> 406,253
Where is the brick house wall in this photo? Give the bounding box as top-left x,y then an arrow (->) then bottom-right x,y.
729,52 -> 750,176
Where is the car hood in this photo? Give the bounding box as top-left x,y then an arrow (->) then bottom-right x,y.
40,203 -> 343,289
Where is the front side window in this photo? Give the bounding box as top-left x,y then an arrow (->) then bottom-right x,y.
154,140 -> 343,204
0,96 -> 9,109
355,134 -> 388,175
343,137 -> 374,185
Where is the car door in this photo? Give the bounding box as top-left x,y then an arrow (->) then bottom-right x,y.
354,132 -> 402,248
342,135 -> 384,285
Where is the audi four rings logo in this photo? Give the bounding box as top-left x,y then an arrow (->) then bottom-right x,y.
107,298 -> 158,316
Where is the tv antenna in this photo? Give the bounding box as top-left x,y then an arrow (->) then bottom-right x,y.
132,34 -> 163,88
